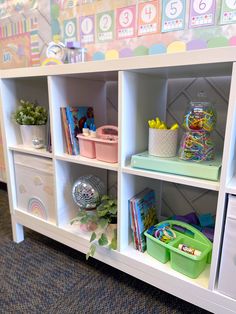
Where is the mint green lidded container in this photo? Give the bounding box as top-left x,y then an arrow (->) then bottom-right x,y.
144,220 -> 213,279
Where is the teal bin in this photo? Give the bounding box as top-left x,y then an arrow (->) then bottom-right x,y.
144,220 -> 213,279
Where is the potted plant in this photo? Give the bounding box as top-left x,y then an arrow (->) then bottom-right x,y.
13,99 -> 48,148
71,195 -> 117,260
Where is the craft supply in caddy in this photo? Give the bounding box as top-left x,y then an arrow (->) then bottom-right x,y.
178,244 -> 202,256
148,222 -> 176,243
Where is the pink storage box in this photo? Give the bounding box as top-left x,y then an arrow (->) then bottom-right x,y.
77,125 -> 118,163
78,135 -> 96,159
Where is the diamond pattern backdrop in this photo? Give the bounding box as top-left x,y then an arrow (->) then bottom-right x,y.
162,76 -> 231,218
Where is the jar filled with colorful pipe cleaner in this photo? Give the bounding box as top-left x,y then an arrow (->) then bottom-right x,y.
182,101 -> 216,132
178,131 -> 215,161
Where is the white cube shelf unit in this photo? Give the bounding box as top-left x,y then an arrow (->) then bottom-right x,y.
1,47 -> 236,313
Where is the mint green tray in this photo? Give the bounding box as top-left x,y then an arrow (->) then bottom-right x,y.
131,151 -> 221,181
144,220 -> 213,279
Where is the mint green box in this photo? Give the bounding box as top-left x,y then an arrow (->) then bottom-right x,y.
131,151 -> 221,181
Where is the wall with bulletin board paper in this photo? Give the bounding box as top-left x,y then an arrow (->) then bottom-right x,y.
0,0 -> 236,68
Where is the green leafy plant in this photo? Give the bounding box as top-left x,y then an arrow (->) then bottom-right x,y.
71,195 -> 117,260
13,99 -> 48,125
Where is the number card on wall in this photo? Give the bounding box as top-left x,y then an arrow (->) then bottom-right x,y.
80,15 -> 95,44
116,5 -> 136,39
189,0 -> 216,28
64,18 -> 77,44
96,10 -> 114,42
138,0 -> 160,36
220,0 -> 236,24
161,0 -> 186,32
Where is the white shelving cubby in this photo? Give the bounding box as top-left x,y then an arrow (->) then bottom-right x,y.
1,48 -> 236,313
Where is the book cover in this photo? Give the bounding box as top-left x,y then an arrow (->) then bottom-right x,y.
133,188 -> 157,252
65,106 -> 94,155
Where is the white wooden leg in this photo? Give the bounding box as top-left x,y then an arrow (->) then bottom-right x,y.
11,215 -> 24,243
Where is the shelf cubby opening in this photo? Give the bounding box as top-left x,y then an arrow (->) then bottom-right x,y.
119,172 -> 217,287
121,70 -> 231,186
54,160 -> 117,238
48,74 -> 118,158
0,77 -> 50,149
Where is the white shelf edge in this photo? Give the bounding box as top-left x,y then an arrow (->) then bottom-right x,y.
13,208 -> 209,289
122,165 -> 220,191
9,145 -> 53,158
1,46 -> 236,79
12,209 -> 236,313
55,153 -> 118,171
60,222 -> 91,242
14,208 -> 56,226
121,244 -> 210,289
226,177 -> 236,194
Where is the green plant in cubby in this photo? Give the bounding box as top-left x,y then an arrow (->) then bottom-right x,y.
71,195 -> 117,260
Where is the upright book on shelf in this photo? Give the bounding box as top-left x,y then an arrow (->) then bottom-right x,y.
129,188 -> 157,252
61,106 -> 94,155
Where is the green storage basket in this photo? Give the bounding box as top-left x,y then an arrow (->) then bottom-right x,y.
144,220 -> 213,279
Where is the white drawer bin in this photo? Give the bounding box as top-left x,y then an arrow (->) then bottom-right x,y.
218,215 -> 236,299
14,152 -> 55,224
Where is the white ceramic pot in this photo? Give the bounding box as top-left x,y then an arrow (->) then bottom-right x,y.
20,125 -> 46,148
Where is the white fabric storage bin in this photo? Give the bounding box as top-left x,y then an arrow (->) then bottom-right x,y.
218,196 -> 236,299
14,152 -> 55,224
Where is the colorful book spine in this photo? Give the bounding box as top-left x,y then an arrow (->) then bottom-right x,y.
60,107 -> 73,155
129,198 -> 139,250
129,188 -> 157,253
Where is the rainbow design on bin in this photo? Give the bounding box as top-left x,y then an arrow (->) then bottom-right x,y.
27,197 -> 48,220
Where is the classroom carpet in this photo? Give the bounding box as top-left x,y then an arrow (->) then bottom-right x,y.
0,189 -> 211,314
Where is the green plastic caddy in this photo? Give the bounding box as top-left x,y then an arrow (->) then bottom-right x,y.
144,220 -> 213,279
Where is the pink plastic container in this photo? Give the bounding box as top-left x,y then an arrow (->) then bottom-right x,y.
95,126 -> 118,163
77,135 -> 96,158
77,125 -> 118,163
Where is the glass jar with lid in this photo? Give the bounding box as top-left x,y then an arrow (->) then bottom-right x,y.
178,92 -> 216,162
182,92 -> 216,132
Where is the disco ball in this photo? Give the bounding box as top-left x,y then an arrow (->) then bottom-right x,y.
72,175 -> 105,209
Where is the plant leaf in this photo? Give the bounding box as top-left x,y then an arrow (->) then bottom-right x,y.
90,244 -> 96,256
109,206 -> 117,215
101,195 -> 109,201
90,232 -> 96,242
109,237 -> 117,250
70,217 -> 79,225
98,218 -> 108,228
97,209 -> 108,217
80,216 -> 90,224
98,233 -> 108,246
77,211 -> 87,217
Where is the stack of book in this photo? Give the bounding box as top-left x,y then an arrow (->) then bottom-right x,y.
129,188 -> 157,252
60,106 -> 94,155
